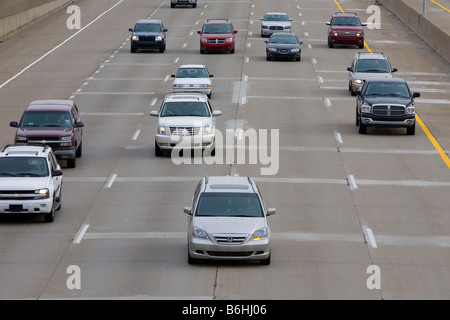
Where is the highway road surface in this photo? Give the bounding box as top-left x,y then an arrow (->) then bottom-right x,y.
0,0 -> 449,301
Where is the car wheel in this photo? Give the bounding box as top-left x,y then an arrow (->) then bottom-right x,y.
44,200 -> 55,223
230,47 -> 235,54
67,157 -> 76,168
266,55 -> 271,61
260,253 -> 271,265
296,55 -> 301,61
207,92 -> 212,99
328,38 -> 334,48
355,108 -> 360,126
76,141 -> 82,158
192,3 -> 197,8
155,140 -> 163,157
171,4 -> 175,8
358,116 -> 367,134
131,46 -> 137,53
407,122 -> 416,135
56,190 -> 62,211
188,249 -> 199,265
359,43 -> 364,49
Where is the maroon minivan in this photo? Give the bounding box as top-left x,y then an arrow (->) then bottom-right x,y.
10,100 -> 84,168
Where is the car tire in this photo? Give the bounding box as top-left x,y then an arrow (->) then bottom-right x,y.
192,3 -> 197,8
188,250 -> 199,265
358,116 -> 367,134
350,83 -> 356,96
407,122 -> 416,135
359,43 -> 364,49
56,190 -> 62,211
296,55 -> 301,61
266,55 -> 271,61
76,141 -> 82,158
44,200 -> 55,223
67,157 -> 76,168
171,4 -> 175,8
328,38 -> 334,48
230,47 -> 235,54
207,92 -> 212,99
260,254 -> 271,265
131,47 -> 137,53
355,108 -> 360,126
155,141 -> 163,157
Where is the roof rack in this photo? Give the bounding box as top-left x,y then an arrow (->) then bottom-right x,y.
334,12 -> 358,16
206,18 -> 229,22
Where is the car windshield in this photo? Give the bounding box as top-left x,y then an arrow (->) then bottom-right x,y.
196,193 -> 264,217
0,157 -> 49,177
365,82 -> 411,98
264,14 -> 289,21
176,68 -> 208,78
269,35 -> 298,44
160,101 -> 211,117
355,59 -> 390,73
134,23 -> 161,32
332,17 -> 361,26
19,111 -> 72,128
202,24 -> 232,34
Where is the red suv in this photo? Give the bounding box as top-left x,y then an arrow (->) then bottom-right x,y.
10,100 -> 84,168
326,12 -> 366,48
197,19 -> 237,54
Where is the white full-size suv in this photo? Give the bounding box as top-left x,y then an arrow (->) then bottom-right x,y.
0,145 -> 63,222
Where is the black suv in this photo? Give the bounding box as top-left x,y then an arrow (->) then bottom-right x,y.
129,19 -> 168,53
355,78 -> 420,135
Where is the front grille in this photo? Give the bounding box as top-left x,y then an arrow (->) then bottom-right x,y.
213,235 -> 248,245
0,191 -> 40,200
139,36 -> 155,41
372,105 -> 406,116
338,31 -> 356,36
206,251 -> 253,257
209,39 -> 225,44
278,49 -> 289,54
170,126 -> 200,136
269,26 -> 284,31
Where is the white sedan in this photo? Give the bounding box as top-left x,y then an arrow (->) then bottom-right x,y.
171,64 -> 213,98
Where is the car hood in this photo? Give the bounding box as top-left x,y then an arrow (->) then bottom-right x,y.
331,25 -> 363,31
159,116 -> 212,126
173,78 -> 211,86
17,127 -> 73,137
201,33 -> 233,39
133,31 -> 163,36
363,96 -> 413,106
267,43 -> 300,50
262,21 -> 291,27
0,177 -> 51,190
352,72 -> 393,81
194,216 -> 267,235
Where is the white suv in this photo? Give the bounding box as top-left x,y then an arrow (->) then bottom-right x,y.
0,145 -> 63,222
150,93 -> 222,157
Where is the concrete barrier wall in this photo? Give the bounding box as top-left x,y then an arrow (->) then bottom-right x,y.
0,0 -> 70,38
381,0 -> 450,64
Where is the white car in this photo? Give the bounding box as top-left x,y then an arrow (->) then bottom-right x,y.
184,176 -> 276,265
150,93 -> 222,157
0,145 -> 63,222
260,12 -> 292,37
171,64 -> 213,98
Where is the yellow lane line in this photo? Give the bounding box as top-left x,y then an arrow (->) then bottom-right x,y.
430,0 -> 450,13
332,0 -> 450,169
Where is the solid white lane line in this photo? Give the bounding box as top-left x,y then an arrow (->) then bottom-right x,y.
73,224 -> 90,244
0,0 -> 125,90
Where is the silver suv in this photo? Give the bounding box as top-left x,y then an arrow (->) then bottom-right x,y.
184,176 -> 276,265
0,145 -> 63,222
150,93 -> 222,157
347,52 -> 398,95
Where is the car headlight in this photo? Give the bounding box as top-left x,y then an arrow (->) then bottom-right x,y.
201,37 -> 208,43
252,228 -> 267,241
156,35 -> 163,41
285,26 -> 291,30
361,103 -> 371,113
406,104 -> 416,114
290,48 -> 300,53
157,124 -> 166,135
16,136 -> 27,142
192,227 -> 208,239
333,32 -> 338,36
132,35 -> 139,41
267,47 -> 277,52
204,123 -> 212,134
262,25 -> 268,29
35,188 -> 49,199
353,79 -> 363,84
225,37 -> 233,43
60,136 -> 72,147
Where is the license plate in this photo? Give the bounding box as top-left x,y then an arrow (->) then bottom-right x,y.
9,205 -> 23,212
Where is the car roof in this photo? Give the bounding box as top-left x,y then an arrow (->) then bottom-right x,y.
136,19 -> 161,24
203,176 -> 256,193
366,78 -> 406,84
270,32 -> 297,37
1,144 -> 50,157
164,92 -> 208,102
26,100 -> 74,111
204,19 -> 231,24
333,12 -> 359,17
178,64 -> 206,69
354,52 -> 388,60
264,12 -> 288,15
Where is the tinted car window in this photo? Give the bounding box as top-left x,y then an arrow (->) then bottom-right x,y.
20,111 -> 72,128
355,59 -> 390,73
270,35 -> 298,44
365,82 -> 410,98
0,157 -> 49,177
264,14 -> 289,21
196,193 -> 264,217
160,102 -> 211,117
203,24 -> 232,34
333,17 -> 361,26
135,23 -> 161,32
176,68 -> 208,78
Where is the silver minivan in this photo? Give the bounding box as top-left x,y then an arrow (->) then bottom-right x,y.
184,176 -> 276,265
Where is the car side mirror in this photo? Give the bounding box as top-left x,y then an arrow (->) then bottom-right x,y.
412,92 -> 420,98
325,22 -> 331,25
52,169 -> 63,177
267,208 -> 276,216
171,74 -> 176,78
347,67 -> 353,72
212,110 -> 222,117
163,29 -> 168,32
233,30 -> 238,34
265,41 -> 268,44
75,121 -> 84,128
129,28 -> 133,32
150,111 -> 159,117
9,121 -> 19,128
184,207 -> 192,215
300,41 -> 303,45
209,74 -> 214,77
197,30 -> 202,34
362,23 -> 367,27
392,68 -> 398,72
